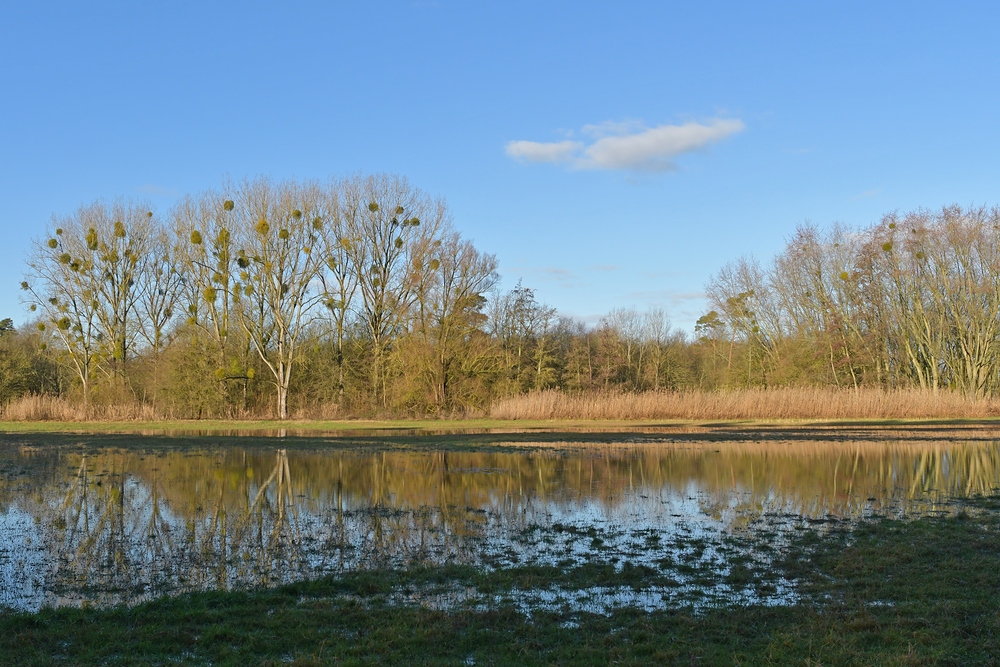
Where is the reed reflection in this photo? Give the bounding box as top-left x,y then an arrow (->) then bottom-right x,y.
0,438 -> 998,610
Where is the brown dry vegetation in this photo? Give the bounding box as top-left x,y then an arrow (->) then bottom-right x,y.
6,386 -> 999,423
6,385 -> 998,425
0,394 -> 159,422
0,393 -> 382,422
488,387 -> 1000,421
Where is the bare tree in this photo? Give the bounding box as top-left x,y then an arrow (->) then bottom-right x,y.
600,307 -> 642,389
706,257 -> 782,385
89,202 -> 154,377
230,178 -> 326,418
136,226 -> 183,357
22,224 -> 100,405
317,179 -> 359,400
173,190 -> 240,368
22,200 -> 152,401
642,307 -> 672,390
412,231 -> 499,408
340,174 -> 446,405
488,281 -> 557,392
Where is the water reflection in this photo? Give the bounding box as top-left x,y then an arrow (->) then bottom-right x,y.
1,438 -> 998,611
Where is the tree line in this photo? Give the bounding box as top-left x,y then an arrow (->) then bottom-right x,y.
3,176 -> 999,418
704,205 -> 1000,397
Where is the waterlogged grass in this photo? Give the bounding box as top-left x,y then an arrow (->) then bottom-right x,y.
0,417 -> 516,434
4,499 -> 1000,665
3,415 -> 1000,436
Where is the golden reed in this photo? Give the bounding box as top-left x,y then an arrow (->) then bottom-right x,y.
488,388 -> 1000,421
5,388 -> 1000,422
0,395 -> 159,422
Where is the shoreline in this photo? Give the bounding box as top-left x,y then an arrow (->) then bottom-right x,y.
4,417 -> 1000,444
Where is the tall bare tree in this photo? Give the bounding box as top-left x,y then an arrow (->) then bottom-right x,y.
340,174 -> 445,405
411,231 -> 499,408
230,178 -> 326,418
136,226 -> 184,357
317,180 -> 359,400
173,190 -> 240,367
23,224 -> 100,405
22,200 -> 152,401
488,281 -> 557,392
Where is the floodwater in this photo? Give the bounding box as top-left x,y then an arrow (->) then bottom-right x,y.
1,431 -> 998,612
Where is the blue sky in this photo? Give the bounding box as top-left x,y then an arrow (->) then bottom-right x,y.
2,1 -> 999,332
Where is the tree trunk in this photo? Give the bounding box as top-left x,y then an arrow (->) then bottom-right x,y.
277,383 -> 288,419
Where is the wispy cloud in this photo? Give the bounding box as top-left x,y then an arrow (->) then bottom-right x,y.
506,265 -> 580,288
505,140 -> 582,165
625,289 -> 706,306
581,120 -> 647,138
506,118 -> 744,172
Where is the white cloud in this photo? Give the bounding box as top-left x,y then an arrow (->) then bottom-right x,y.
505,140 -> 582,164
580,119 -> 646,138
581,120 -> 744,171
625,289 -> 706,305
506,118 -> 744,172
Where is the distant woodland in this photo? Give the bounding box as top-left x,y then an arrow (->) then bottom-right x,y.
3,173 -> 999,419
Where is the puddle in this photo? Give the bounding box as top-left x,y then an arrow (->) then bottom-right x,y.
0,436 -> 998,611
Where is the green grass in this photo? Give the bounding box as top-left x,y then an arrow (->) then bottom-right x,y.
2,415 -> 1000,437
0,417 -> 693,434
4,500 -> 1000,665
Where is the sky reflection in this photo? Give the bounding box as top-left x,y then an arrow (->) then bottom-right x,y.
1,437 -> 997,611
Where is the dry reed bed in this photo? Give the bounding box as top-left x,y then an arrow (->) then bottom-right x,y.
0,395 -> 329,422
488,388 -> 1000,421
4,388 -> 1000,422
0,395 -> 160,422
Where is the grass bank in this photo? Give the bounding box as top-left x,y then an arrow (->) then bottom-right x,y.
3,498 -> 1000,665
4,416 -> 1000,443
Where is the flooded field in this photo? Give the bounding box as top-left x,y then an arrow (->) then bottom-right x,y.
2,430 -> 999,612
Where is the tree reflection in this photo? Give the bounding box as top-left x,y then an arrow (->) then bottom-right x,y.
1,438 -> 1000,610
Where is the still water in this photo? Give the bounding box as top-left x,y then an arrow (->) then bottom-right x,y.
1,433 -> 998,611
